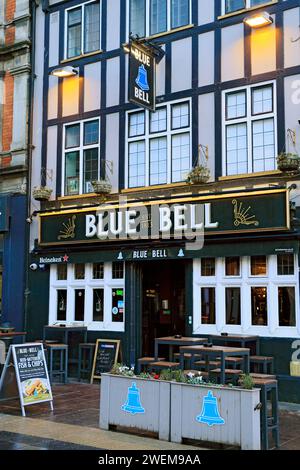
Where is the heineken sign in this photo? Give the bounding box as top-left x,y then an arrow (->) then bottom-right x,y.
38,190 -> 290,247
129,42 -> 155,111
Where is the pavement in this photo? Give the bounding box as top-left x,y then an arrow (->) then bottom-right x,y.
0,382 -> 299,450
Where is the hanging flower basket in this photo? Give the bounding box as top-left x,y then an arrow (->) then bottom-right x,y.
277,153 -> 300,173
91,179 -> 112,195
32,186 -> 53,202
186,165 -> 210,185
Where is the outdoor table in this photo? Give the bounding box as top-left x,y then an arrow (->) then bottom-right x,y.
179,345 -> 250,384
43,325 -> 88,344
0,332 -> 27,349
209,334 -> 260,355
154,336 -> 208,362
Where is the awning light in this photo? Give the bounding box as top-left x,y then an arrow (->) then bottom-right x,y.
244,12 -> 273,28
49,66 -> 78,78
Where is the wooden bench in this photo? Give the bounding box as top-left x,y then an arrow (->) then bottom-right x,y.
210,368 -> 243,384
250,356 -> 274,374
149,361 -> 180,372
194,360 -> 221,370
250,373 -> 276,380
137,357 -> 165,374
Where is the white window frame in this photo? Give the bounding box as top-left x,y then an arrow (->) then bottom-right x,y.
62,117 -> 100,197
193,255 -> 300,338
222,0 -> 277,16
125,98 -> 192,189
64,0 -> 101,60
126,0 -> 192,40
49,263 -> 125,332
222,80 -> 277,177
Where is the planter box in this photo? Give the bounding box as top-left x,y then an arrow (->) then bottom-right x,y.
100,374 -> 170,441
170,383 -> 261,450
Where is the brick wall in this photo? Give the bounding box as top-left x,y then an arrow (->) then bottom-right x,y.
5,0 -> 16,46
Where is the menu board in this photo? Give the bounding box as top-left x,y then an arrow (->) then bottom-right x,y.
0,343 -> 53,416
91,339 -> 121,382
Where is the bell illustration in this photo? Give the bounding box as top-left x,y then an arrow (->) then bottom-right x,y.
196,390 -> 225,427
122,382 -> 145,415
135,65 -> 150,91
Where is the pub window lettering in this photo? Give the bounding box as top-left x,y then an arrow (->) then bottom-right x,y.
126,99 -> 192,188
63,119 -> 100,197
49,262 -> 125,332
223,0 -> 272,15
223,81 -> 277,177
129,0 -> 191,38
194,255 -> 298,334
65,0 -> 101,59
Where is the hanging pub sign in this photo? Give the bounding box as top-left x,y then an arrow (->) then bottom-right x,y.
129,42 -> 156,111
0,343 -> 53,416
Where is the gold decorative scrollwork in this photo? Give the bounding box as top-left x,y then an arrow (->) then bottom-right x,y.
232,200 -> 259,227
58,215 -> 77,240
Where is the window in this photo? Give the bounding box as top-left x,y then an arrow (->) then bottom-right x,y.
66,1 -> 100,59
224,0 -> 270,15
226,287 -> 241,325
225,257 -> 240,276
49,263 -> 125,332
127,100 -> 191,188
63,119 -> 100,196
277,254 -> 294,276
251,287 -> 268,326
57,264 -> 67,281
278,287 -> 296,327
251,256 -> 267,276
201,258 -> 215,277
201,287 -> 215,325
223,82 -> 276,176
193,255 -> 299,336
129,0 -> 191,38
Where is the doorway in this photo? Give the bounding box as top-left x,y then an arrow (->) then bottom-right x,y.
141,260 -> 186,357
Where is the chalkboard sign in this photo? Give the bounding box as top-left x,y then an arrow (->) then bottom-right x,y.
91,339 -> 121,383
0,343 -> 53,417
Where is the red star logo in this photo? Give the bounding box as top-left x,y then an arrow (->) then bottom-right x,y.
63,254 -> 69,263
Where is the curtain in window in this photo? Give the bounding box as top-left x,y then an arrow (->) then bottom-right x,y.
150,0 -> 167,35
130,0 -> 146,37
171,0 -> 189,29
84,1 -> 100,53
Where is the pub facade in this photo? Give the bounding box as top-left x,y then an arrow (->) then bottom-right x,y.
28,0 -> 300,401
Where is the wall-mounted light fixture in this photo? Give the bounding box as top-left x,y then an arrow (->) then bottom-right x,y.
244,12 -> 273,28
49,66 -> 78,78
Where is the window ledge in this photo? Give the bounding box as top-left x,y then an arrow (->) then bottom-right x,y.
218,0 -> 278,20
61,50 -> 103,64
218,170 -> 282,181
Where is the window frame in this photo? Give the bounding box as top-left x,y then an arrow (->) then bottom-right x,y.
62,118 -> 100,197
125,98 -> 192,189
222,0 -> 277,16
193,255 -> 299,337
64,0 -> 101,60
222,80 -> 277,177
127,0 -> 192,39
49,262 -> 125,332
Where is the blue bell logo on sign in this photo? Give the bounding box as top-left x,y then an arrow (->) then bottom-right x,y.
135,64 -> 150,91
122,382 -> 145,415
196,390 -> 225,427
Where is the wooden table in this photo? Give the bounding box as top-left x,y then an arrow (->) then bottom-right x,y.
209,334 -> 260,355
179,345 -> 250,384
0,332 -> 27,347
154,336 -> 208,362
43,325 -> 88,344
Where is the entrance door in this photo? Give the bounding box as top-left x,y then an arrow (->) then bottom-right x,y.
141,260 -> 186,357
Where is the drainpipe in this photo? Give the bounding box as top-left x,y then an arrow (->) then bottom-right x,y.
24,0 -> 38,332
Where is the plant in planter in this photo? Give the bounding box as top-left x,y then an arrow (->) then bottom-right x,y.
32,186 -> 53,202
277,152 -> 300,172
186,165 -> 210,185
91,179 -> 112,196
239,373 -> 254,390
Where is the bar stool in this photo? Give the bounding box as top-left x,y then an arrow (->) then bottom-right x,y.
78,343 -> 95,380
47,344 -> 68,384
137,357 -> 165,374
252,377 -> 279,450
250,356 -> 274,374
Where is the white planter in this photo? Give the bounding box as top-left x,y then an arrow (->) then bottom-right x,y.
100,374 -> 170,441
170,383 -> 261,450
